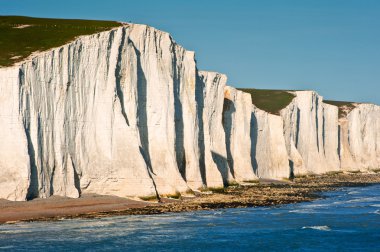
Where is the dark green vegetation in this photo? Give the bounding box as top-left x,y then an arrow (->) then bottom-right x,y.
324,100 -> 357,118
0,16 -> 120,67
239,88 -> 295,115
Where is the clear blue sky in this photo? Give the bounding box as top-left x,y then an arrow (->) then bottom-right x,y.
2,0 -> 379,103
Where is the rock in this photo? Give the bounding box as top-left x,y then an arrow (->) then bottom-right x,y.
0,22 -> 379,201
0,67 -> 30,201
280,91 -> 340,175
339,104 -> 380,171
0,24 -> 199,200
199,71 -> 232,187
251,105 -> 290,179
223,86 -> 257,182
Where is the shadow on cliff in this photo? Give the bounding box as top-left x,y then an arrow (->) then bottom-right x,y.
172,44 -> 186,181
20,68 -> 39,200
129,39 -> 153,174
128,38 -> 160,199
222,98 -> 235,178
211,151 -> 229,187
115,28 -> 130,126
250,112 -> 259,176
24,121 -> 39,200
195,72 -> 207,185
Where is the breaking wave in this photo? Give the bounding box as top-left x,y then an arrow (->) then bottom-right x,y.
302,226 -> 331,231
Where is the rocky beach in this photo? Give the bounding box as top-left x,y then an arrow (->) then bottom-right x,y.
1,172 -> 380,224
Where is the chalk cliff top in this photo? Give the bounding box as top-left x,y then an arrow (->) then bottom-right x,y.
238,88 -> 296,115
238,88 -> 369,118
324,100 -> 359,118
0,16 -> 120,67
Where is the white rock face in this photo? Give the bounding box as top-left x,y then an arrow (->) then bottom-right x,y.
0,68 -> 30,201
281,91 -> 340,175
199,71 -> 232,187
279,91 -> 380,175
0,24 -> 208,200
223,86 -> 257,182
0,23 -> 379,201
15,26 -> 163,200
251,105 -> 290,179
339,104 -> 380,171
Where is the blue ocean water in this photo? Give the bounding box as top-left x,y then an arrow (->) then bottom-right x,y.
1,185 -> 379,252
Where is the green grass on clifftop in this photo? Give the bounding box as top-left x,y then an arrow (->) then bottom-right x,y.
0,16 -> 120,67
324,100 -> 357,118
239,88 -> 295,115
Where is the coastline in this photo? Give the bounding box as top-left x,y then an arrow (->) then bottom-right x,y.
1,172 -> 380,224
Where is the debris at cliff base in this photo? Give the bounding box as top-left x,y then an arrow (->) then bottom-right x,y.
1,173 -> 380,224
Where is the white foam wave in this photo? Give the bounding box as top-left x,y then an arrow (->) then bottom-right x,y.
0,230 -> 30,234
289,209 -> 316,214
348,197 -> 379,203
302,226 -> 331,231
303,204 -> 327,208
348,191 -> 360,195
0,246 -> 15,250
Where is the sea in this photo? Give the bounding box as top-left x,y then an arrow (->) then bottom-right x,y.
1,184 -> 379,251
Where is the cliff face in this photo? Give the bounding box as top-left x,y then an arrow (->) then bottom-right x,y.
280,92 -> 380,176
223,87 -> 257,182
222,87 -> 290,180
0,24 -> 201,200
199,72 -> 232,187
339,104 -> 380,171
251,105 -> 290,179
0,67 -> 30,201
0,23 -> 379,201
281,91 -> 340,175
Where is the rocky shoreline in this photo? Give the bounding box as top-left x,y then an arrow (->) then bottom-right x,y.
1,172 -> 380,224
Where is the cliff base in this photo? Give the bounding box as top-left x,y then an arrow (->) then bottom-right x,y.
1,172 -> 380,224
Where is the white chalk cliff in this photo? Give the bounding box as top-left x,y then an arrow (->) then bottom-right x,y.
339,104 -> 380,171
0,23 -> 379,201
281,91 -> 341,176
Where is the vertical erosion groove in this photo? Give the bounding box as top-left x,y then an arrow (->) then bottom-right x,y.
36,115 -> 44,194
195,73 -> 206,185
20,69 -> 39,200
295,108 -> 301,148
115,28 -> 130,126
211,151 -> 229,187
105,30 -> 116,74
24,122 -> 39,200
209,74 -> 230,185
322,110 -> 326,155
250,112 -> 258,175
315,97 -> 320,152
222,98 -> 235,177
172,44 -> 186,181
64,44 -> 81,196
71,158 -> 81,195
338,125 -> 341,160
129,38 -> 159,199
289,160 -> 295,179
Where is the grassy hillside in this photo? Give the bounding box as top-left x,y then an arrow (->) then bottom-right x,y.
0,16 -> 120,67
324,100 -> 357,118
239,88 -> 295,115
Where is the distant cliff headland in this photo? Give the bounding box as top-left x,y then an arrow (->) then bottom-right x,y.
1,16 -> 379,202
